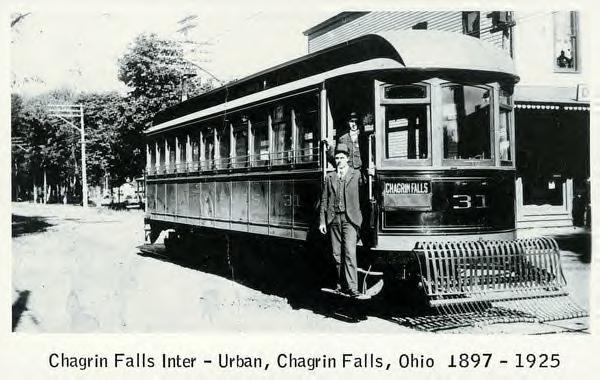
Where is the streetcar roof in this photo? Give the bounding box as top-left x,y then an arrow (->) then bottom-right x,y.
147,30 -> 517,135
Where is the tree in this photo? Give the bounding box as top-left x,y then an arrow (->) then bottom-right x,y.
11,88 -> 77,201
75,92 -> 123,187
115,33 -> 209,182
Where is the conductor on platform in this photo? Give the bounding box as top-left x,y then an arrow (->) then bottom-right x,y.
319,143 -> 367,298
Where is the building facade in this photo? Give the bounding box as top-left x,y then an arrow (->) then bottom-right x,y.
303,11 -> 590,228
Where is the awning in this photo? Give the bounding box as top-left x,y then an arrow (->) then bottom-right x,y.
514,85 -> 589,111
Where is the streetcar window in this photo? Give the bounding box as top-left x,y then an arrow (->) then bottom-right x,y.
190,134 -> 200,172
294,93 -> 319,164
271,104 -> 292,165
251,112 -> 269,167
442,85 -> 492,161
384,84 -> 427,99
167,137 -> 176,173
499,87 -> 513,165
232,116 -> 249,168
177,135 -> 186,172
202,127 -> 215,170
499,108 -> 512,163
381,83 -> 430,163
385,105 -> 428,159
158,142 -> 165,174
149,143 -> 156,167
217,124 -> 231,169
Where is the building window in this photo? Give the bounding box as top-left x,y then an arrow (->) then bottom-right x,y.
554,11 -> 579,71
412,21 -> 428,30
462,11 -> 480,38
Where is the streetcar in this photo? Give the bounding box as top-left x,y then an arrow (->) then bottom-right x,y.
142,30 -> 585,324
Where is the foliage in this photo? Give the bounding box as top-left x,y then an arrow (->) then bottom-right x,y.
114,33 -> 211,183
11,32 -> 214,200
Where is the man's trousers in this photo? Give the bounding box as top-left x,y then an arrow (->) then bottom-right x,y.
330,212 -> 359,293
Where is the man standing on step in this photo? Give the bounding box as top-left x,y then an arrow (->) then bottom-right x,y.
319,143 -> 367,299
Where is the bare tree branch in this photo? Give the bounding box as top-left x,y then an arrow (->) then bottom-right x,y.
11,12 -> 31,28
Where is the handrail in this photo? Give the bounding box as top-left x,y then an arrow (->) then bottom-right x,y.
147,146 -> 321,175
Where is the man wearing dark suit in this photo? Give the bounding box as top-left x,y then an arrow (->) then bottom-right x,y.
336,111 -> 363,169
326,111 -> 363,170
319,143 -> 367,298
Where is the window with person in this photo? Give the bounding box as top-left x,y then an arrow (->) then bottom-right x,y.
232,115 -> 249,168
202,127 -> 215,170
554,11 -> 579,71
217,123 -> 230,169
271,104 -> 292,165
382,84 -> 430,162
462,11 -> 480,38
251,110 -> 269,167
499,89 -> 513,164
293,93 -> 319,163
442,84 -> 492,162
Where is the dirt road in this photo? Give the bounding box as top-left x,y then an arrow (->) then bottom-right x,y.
11,202 -> 590,334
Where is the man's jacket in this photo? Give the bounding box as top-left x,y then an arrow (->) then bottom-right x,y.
320,168 -> 363,228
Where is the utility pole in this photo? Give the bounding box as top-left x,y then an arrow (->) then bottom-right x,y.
48,104 -> 88,207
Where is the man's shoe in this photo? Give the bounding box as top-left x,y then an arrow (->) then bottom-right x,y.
345,290 -> 369,300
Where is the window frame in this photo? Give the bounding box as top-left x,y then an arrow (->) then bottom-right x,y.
249,110 -> 269,168
292,92 -> 320,165
201,126 -> 216,171
231,114 -> 250,169
380,82 -> 432,167
270,103 -> 293,166
553,11 -> 579,73
440,82 -> 495,167
498,90 -> 514,166
462,11 -> 481,39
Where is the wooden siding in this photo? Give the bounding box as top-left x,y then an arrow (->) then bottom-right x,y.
146,176 -> 321,240
308,11 -> 510,54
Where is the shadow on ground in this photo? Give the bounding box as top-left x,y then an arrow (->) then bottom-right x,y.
12,214 -> 53,237
552,231 -> 591,264
137,234 -> 434,327
12,290 -> 34,331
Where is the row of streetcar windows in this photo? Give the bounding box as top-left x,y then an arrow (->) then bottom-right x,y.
147,81 -> 513,174
147,91 -> 320,174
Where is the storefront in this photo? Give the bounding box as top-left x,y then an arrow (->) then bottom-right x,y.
514,85 -> 590,228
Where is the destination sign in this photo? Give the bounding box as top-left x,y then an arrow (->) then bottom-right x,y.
385,181 -> 431,195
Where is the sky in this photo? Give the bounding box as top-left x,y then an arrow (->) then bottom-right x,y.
10,4 -> 334,95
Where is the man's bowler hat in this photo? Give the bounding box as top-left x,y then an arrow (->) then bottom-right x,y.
335,143 -> 350,156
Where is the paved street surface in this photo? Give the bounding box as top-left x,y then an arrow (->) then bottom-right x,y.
11,202 -> 590,334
